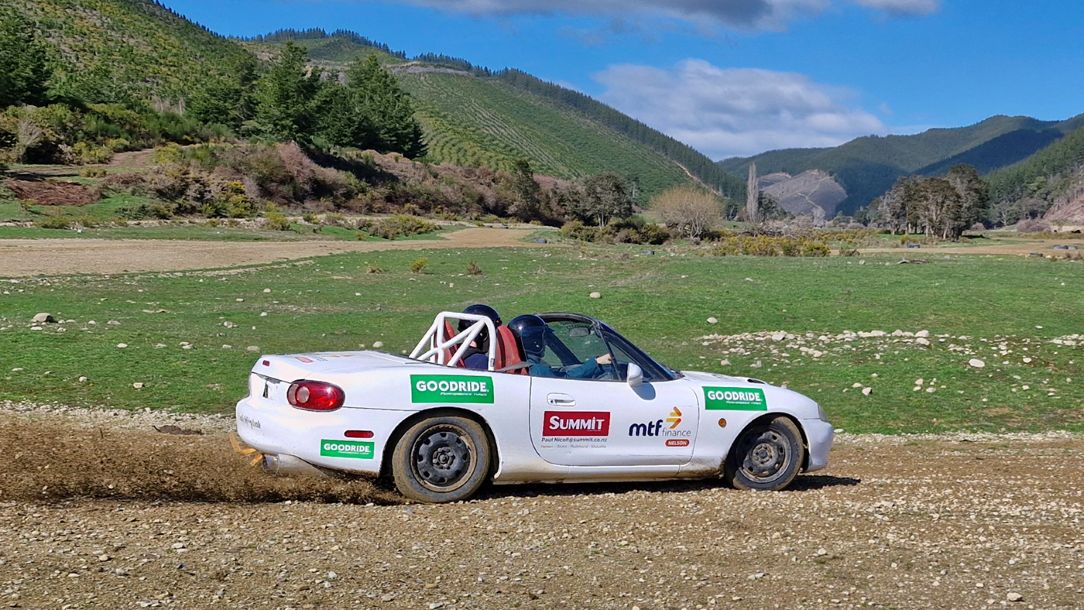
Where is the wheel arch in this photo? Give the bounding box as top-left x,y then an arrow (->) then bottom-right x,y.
731,411 -> 811,472
379,407 -> 501,479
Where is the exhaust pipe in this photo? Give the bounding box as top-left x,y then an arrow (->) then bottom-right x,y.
262,454 -> 328,478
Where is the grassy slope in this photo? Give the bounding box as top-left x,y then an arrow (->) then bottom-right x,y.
6,0 -> 252,102
1,247 -> 1080,434
399,72 -> 692,197
720,115 -> 1084,214
244,33 -> 720,200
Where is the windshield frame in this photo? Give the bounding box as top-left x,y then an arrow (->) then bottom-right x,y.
537,312 -> 680,382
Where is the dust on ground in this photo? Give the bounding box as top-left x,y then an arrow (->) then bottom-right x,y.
0,405 -> 1081,609
0,227 -> 544,277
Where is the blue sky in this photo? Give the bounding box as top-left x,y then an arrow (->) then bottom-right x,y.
166,0 -> 1084,159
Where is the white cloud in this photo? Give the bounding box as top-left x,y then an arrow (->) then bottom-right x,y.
394,0 -> 936,29
594,59 -> 886,158
852,0 -> 939,15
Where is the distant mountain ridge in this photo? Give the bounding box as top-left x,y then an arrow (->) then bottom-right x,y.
720,114 -> 1084,215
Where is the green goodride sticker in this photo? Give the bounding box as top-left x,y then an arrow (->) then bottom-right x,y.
703,386 -> 767,411
411,375 -> 494,404
320,439 -> 374,459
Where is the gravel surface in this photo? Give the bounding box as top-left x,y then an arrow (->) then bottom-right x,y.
0,227 -> 541,277
1,404 -> 1081,610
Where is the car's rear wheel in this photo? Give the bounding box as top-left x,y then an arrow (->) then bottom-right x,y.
392,415 -> 491,503
725,416 -> 805,491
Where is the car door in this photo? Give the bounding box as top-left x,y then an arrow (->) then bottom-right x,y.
528,319 -> 699,467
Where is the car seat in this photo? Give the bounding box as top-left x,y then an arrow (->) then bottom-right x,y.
494,325 -> 528,374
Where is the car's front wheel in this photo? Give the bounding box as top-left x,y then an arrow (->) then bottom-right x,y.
391,415 -> 491,503
724,416 -> 805,491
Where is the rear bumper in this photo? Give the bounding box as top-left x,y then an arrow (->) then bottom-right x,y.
235,397 -> 401,477
801,417 -> 834,472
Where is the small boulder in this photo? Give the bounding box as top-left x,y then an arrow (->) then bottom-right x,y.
32,313 -> 56,324
707,317 -> 719,325
1006,593 -> 1023,603
862,387 -> 873,396
968,358 -> 986,369
589,291 -> 602,299
372,341 -> 384,349
132,382 -> 144,389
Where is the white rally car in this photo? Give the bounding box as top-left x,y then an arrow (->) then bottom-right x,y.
235,311 -> 833,502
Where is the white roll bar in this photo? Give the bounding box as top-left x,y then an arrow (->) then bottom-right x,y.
409,311 -> 498,370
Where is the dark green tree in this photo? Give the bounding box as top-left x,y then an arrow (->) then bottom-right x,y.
504,159 -> 541,221
189,56 -> 258,131
0,14 -> 52,108
254,42 -> 320,142
573,173 -> 635,226
345,55 -> 425,157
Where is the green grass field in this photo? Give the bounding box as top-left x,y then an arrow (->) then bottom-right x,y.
1,246 -> 1080,433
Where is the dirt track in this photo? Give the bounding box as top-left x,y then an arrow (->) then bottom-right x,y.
0,227 -> 541,277
1,407 -> 1081,610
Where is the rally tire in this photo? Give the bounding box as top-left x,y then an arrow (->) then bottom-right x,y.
391,415 -> 491,503
724,416 -> 805,491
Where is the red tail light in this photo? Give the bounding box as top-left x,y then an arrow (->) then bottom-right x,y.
286,380 -> 345,411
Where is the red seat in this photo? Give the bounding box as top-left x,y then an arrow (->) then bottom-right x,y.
494,326 -> 528,375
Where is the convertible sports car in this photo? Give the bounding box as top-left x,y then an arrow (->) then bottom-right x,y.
235,311 -> 833,502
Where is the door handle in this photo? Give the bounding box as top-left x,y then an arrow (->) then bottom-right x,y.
546,393 -> 576,407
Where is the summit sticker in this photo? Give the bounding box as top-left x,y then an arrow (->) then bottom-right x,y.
411,375 -> 494,404
703,387 -> 767,411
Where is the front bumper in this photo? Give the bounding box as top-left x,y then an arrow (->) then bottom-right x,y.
801,417 -> 834,472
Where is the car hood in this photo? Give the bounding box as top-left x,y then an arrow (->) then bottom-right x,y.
680,370 -> 768,385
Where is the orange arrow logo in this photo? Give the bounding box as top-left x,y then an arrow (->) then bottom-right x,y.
666,407 -> 682,429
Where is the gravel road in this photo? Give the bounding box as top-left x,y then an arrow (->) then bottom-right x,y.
0,405 -> 1081,610
0,227 -> 541,277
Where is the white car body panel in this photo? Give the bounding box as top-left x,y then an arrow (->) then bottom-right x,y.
236,346 -> 834,485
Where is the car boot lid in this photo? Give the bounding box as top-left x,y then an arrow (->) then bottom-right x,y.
254,351 -> 427,381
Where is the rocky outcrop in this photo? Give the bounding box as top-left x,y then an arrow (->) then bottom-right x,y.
759,170 -> 847,220
1043,169 -> 1084,227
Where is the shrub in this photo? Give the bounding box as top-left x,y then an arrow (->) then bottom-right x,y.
652,186 -> 724,239
710,235 -> 831,257
410,257 -> 428,274
34,215 -> 71,229
264,207 -> 291,231
359,215 -> 438,240
70,141 -> 113,165
366,265 -> 386,274
560,217 -> 671,245
302,212 -> 319,224
467,261 -> 483,276
560,220 -> 600,242
119,202 -> 175,220
212,181 -> 258,218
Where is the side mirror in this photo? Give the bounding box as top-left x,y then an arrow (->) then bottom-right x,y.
626,363 -> 643,387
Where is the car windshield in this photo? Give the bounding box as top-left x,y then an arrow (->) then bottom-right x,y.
540,315 -> 679,382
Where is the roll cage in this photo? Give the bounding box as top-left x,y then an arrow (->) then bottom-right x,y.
409,312 -> 498,369
409,311 -> 678,381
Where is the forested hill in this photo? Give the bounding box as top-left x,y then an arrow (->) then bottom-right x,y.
985,124 -> 1084,223
242,30 -> 744,200
719,114 -> 1084,215
2,0 -> 253,105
